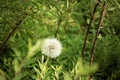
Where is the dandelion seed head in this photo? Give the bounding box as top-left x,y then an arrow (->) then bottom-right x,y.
41,38 -> 62,58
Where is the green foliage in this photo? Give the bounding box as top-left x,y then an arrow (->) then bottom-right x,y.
0,40 -> 97,80
94,35 -> 120,80
0,0 -> 120,80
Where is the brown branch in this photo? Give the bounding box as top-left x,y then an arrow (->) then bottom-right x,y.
88,3 -> 107,80
54,18 -> 62,38
90,2 -> 107,66
0,19 -> 23,54
81,3 -> 99,60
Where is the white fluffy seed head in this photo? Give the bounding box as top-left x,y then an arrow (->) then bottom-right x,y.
41,38 -> 62,58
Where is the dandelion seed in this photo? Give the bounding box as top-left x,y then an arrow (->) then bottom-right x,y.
41,38 -> 62,58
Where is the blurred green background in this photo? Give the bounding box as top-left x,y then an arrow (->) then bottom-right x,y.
0,0 -> 120,80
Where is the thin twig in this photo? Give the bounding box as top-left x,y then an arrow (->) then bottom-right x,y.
88,2 -> 107,80
90,2 -> 107,66
0,19 -> 23,54
81,3 -> 99,60
0,6 -> 32,54
54,18 -> 62,38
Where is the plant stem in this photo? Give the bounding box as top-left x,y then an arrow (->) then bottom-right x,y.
54,18 -> 62,38
0,19 -> 23,54
81,2 -> 99,60
88,2 -> 107,80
